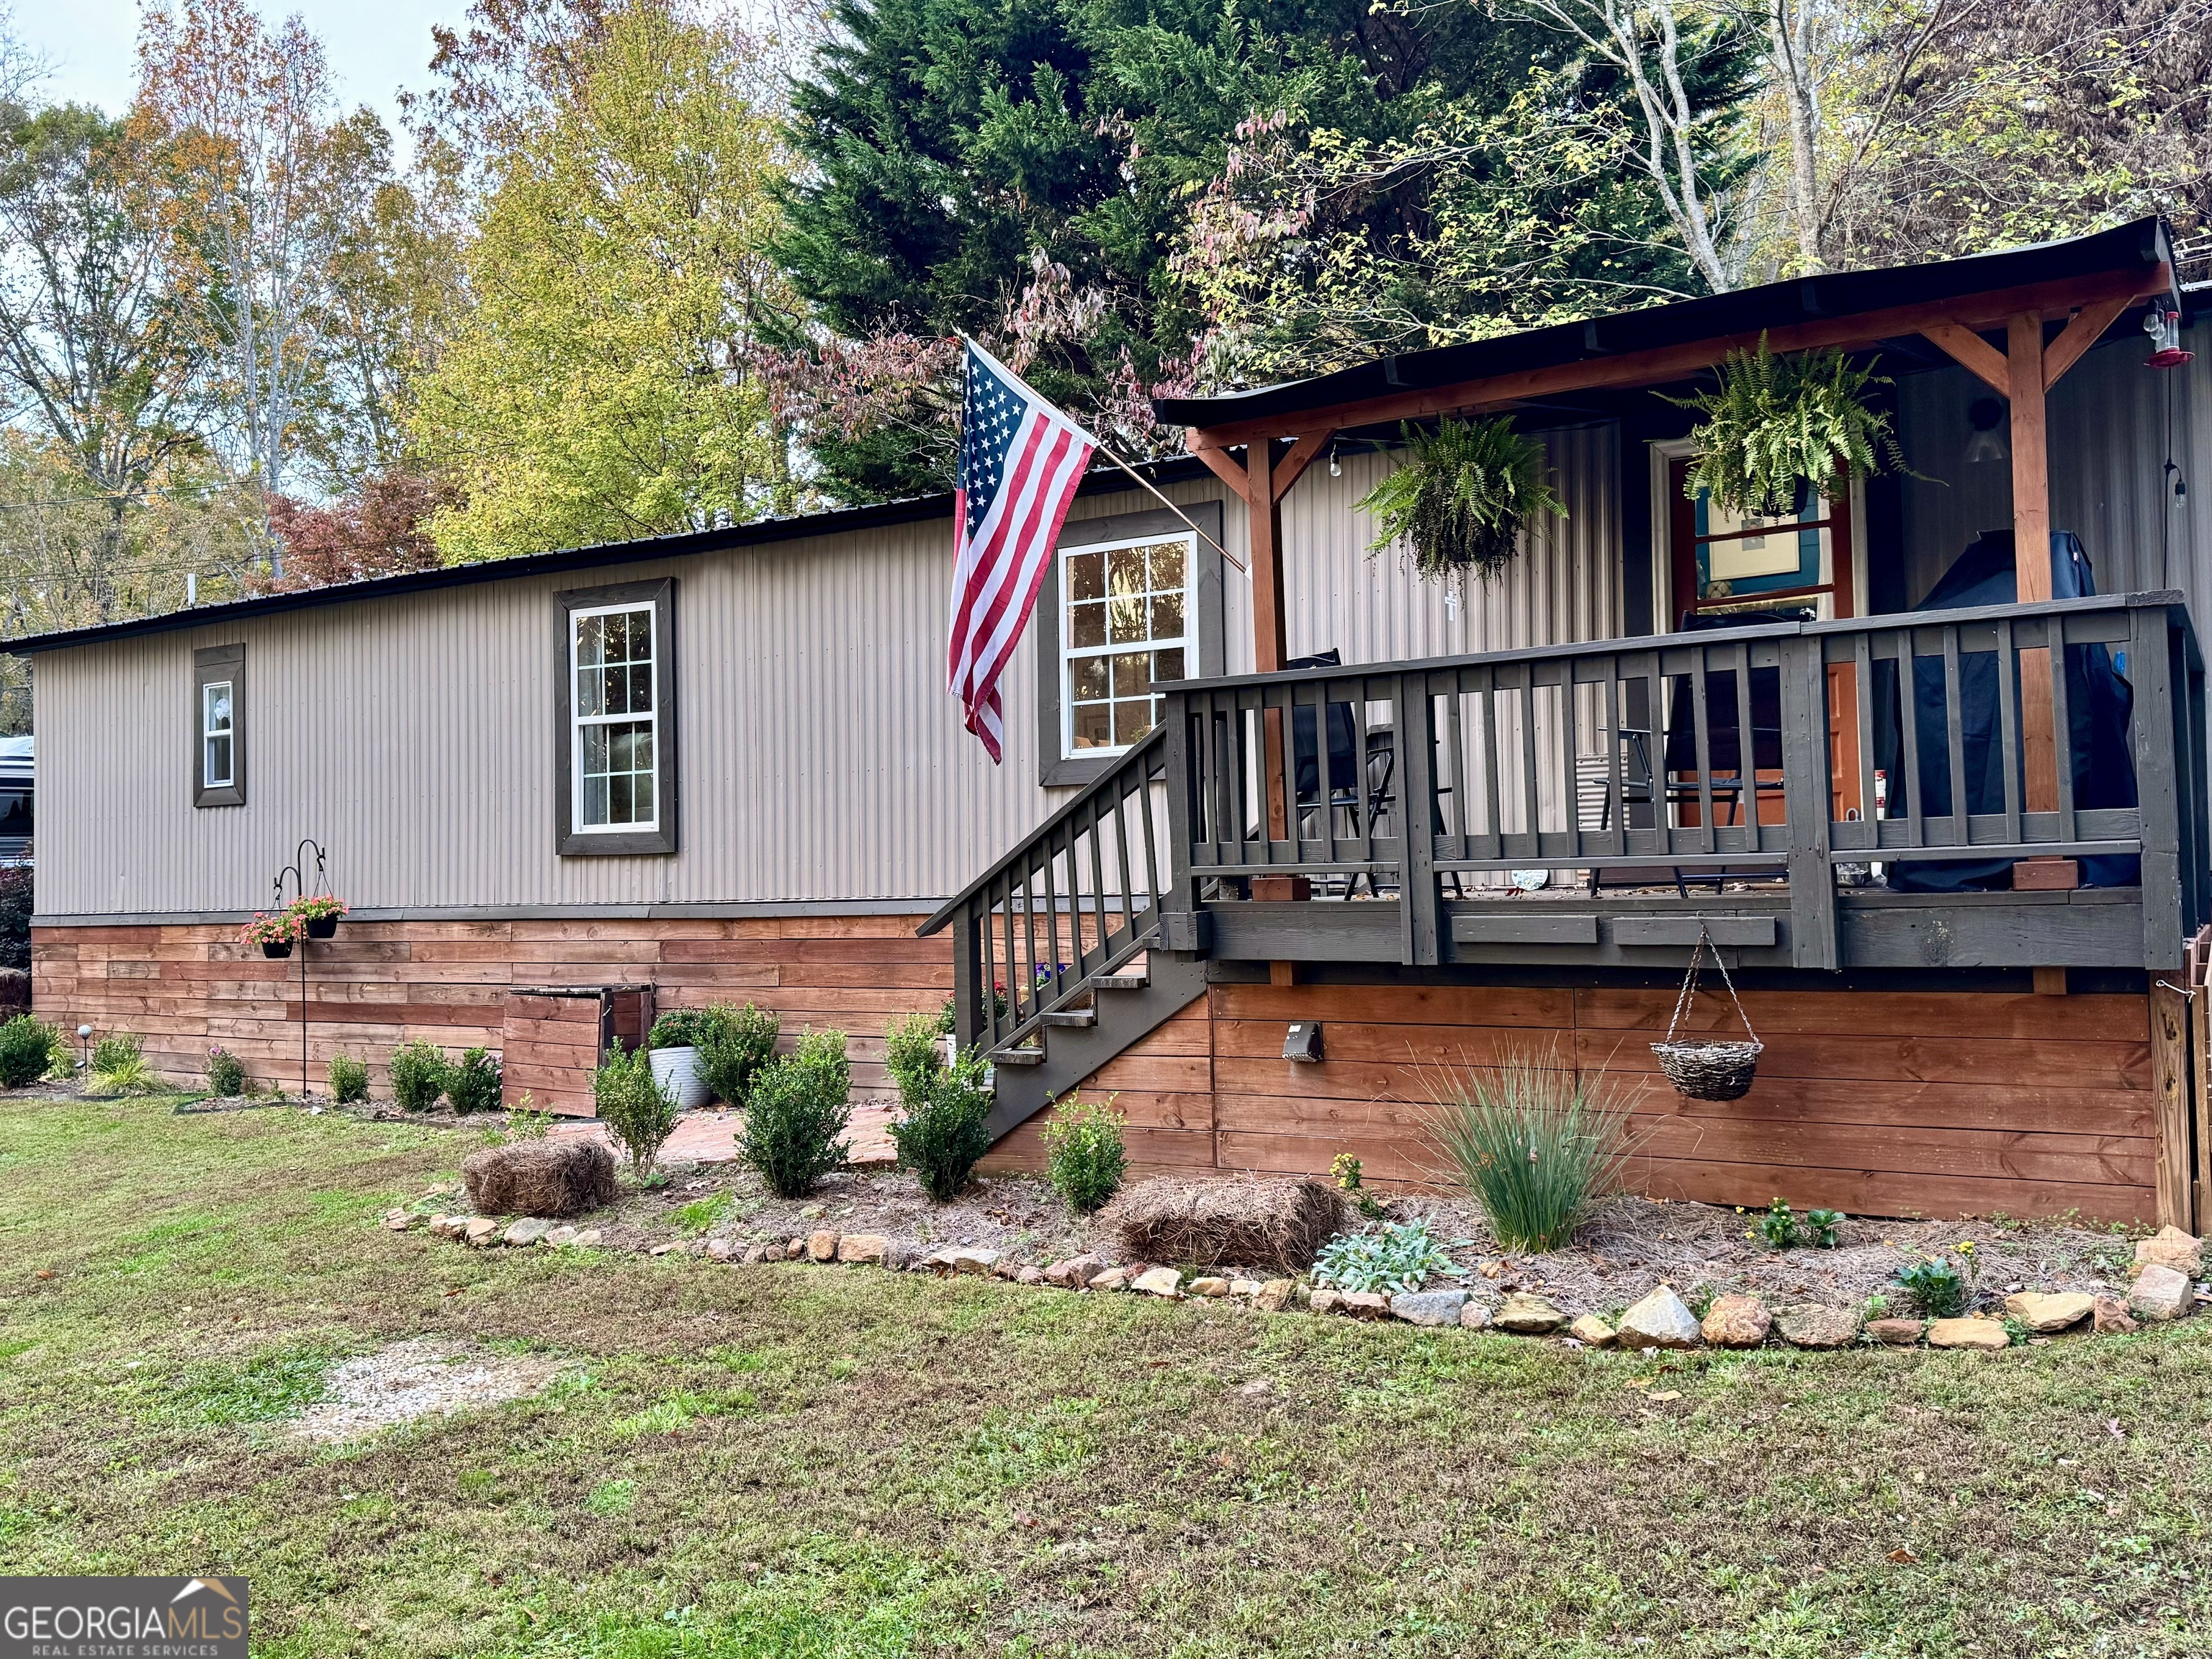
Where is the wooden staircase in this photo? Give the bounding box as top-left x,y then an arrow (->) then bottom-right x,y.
918,725 -> 1210,1140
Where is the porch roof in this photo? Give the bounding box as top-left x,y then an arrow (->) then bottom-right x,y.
1154,217 -> 2182,441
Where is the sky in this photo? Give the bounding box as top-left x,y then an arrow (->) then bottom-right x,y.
14,0 -> 473,153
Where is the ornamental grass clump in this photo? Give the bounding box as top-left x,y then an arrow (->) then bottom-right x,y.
889,1048 -> 993,1202
1421,1052 -> 1641,1253
1313,1216 -> 1467,1296
0,1015 -> 59,1088
1665,336 -> 1910,518
593,1046 -> 679,1177
698,1002 -> 779,1106
739,1031 -> 851,1199
87,1031 -> 160,1097
1042,1096 -> 1128,1214
1357,414 -> 1565,582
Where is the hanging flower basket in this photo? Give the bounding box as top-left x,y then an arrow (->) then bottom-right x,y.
1650,928 -> 1764,1101
1663,335 -> 1910,518
1357,415 -> 1566,583
289,894 -> 349,939
240,911 -> 302,960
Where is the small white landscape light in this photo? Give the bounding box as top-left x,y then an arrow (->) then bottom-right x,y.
76,1025 -> 93,1071
1282,1022 -> 1324,1063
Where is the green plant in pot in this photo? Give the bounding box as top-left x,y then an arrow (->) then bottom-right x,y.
1665,335 -> 1910,519
289,894 -> 348,939
1357,415 -> 1565,582
646,1007 -> 715,1112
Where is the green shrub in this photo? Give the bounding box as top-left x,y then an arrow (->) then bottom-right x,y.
698,1002 -> 778,1105
0,1015 -> 58,1088
884,1006 -> 950,1103
792,1028 -> 850,1096
648,1007 -> 716,1050
1041,1096 -> 1128,1214
889,1048 -> 992,1202
1313,1218 -> 1467,1295
594,1046 -> 678,1174
86,1033 -> 159,1097
327,1055 -> 369,1105
739,1042 -> 851,1200
1421,1053 -> 1640,1253
1892,1257 -> 1969,1319
389,1041 -> 449,1112
446,1048 -> 503,1115
206,1047 -> 248,1097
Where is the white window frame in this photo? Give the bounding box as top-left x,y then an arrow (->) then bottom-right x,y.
1058,529 -> 1196,762
200,680 -> 234,790
569,600 -> 660,836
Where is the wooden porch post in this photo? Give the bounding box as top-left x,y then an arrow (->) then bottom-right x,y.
2006,314 -> 2070,894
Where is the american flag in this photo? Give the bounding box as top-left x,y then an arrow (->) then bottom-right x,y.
947,338 -> 1096,761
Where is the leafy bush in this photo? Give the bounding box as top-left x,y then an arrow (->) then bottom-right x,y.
1041,1096 -> 1128,1214
0,1015 -> 58,1088
446,1048 -> 503,1115
1421,1053 -> 1640,1252
1753,1198 -> 1848,1250
594,1046 -> 679,1175
648,1007 -> 716,1050
884,1006 -> 951,1103
889,1048 -> 992,1202
698,1002 -> 778,1105
1892,1257 -> 1969,1319
327,1054 -> 369,1105
1357,413 -> 1565,582
1313,1218 -> 1467,1295
389,1041 -> 449,1112
1665,337 -> 1910,518
206,1047 -> 248,1097
739,1038 -> 852,1200
87,1032 -> 159,1097
0,864 -> 32,971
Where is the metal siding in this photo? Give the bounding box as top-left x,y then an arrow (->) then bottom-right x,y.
39,436 -> 1625,917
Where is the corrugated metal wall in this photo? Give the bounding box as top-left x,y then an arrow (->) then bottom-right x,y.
1899,320 -> 2210,610
37,431 -> 1620,918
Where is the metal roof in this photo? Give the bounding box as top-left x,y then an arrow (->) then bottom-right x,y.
5,454 -> 1214,655
1154,217 -> 2182,433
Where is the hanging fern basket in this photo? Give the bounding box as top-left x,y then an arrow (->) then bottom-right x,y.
1357,415 -> 1566,583
1665,335 -> 1912,519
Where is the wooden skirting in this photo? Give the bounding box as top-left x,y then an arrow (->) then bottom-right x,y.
984,979 -> 2161,1225
35,921 -> 2162,1223
31,916 -> 950,1102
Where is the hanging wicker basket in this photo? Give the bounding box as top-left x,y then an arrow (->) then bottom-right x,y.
1650,927 -> 1763,1101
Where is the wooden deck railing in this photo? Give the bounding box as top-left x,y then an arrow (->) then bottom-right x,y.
1164,590 -> 2207,972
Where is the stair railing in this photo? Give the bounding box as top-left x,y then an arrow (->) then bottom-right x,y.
920,723 -> 1177,1056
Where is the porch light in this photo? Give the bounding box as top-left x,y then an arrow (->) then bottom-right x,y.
2144,307 -> 2193,369
1328,441 -> 1341,477
1282,1022 -> 1324,1062
1964,397 -> 2008,464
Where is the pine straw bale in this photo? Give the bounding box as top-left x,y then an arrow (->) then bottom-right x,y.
1099,1176 -> 1349,1272
462,1138 -> 619,1219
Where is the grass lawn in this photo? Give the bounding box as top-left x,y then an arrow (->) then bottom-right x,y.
1,1097 -> 2208,1658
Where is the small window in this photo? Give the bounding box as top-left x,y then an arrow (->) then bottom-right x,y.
555,580 -> 677,855
1061,533 -> 1192,757
192,644 -> 245,807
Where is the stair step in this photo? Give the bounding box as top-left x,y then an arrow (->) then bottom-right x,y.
1092,971 -> 1148,990
989,1046 -> 1047,1066
1042,1010 -> 1096,1028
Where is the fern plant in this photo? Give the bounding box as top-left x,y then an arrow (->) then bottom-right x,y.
1665,336 -> 1908,518
1358,415 -> 1565,582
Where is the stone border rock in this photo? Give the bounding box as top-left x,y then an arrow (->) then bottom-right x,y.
383,1210 -> 2209,1353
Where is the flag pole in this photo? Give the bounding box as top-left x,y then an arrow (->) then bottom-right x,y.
1087,446 -> 1247,572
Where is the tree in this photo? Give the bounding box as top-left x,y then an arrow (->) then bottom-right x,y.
264,469 -> 454,588
132,0 -> 351,502
0,103 -> 207,618
775,0 -> 1573,498
410,5 -> 796,560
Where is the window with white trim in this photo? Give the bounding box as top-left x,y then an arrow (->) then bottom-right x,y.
570,602 -> 659,832
201,680 -> 235,789
1060,532 -> 1192,757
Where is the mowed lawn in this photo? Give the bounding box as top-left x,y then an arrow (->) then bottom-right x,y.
1,1100 -> 2208,1658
